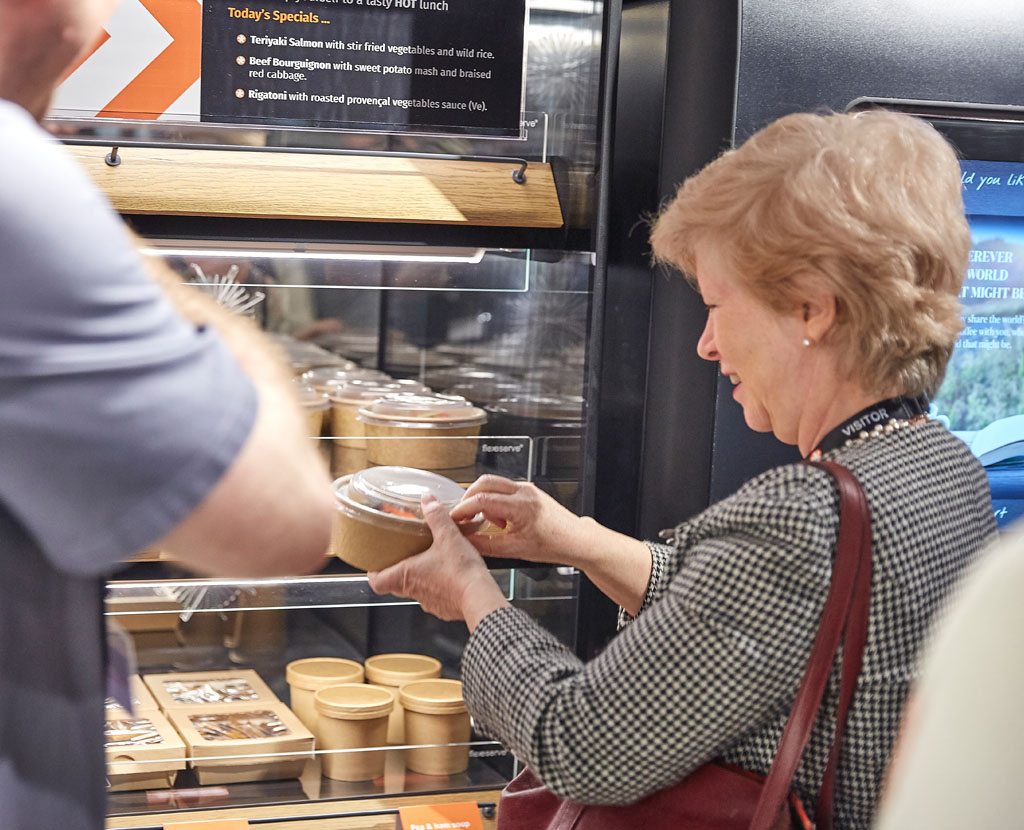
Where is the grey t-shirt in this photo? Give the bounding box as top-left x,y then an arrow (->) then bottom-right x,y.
0,100 -> 258,829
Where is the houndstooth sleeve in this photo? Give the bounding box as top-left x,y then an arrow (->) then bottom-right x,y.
461,464 -> 839,806
617,541 -> 674,630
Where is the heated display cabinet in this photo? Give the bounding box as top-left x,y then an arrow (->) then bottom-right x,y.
49,1 -> 632,827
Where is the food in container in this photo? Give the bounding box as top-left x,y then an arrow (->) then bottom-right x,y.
314,684 -> 394,781
364,653 -> 443,744
328,379 -> 429,449
285,657 -> 365,739
331,467 -> 484,572
358,393 -> 486,469
400,679 -> 471,776
294,382 -> 330,438
164,702 -> 313,784
142,669 -> 279,711
105,709 -> 186,791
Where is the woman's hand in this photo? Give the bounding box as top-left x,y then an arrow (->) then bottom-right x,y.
449,475 -> 587,567
450,475 -> 654,615
367,494 -> 510,630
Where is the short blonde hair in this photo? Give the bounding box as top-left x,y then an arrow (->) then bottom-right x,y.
650,109 -> 969,399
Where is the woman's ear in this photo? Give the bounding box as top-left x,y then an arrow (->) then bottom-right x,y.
802,290 -> 837,344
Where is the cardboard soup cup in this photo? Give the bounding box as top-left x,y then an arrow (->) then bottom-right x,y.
314,684 -> 394,782
286,658 -> 364,740
400,679 -> 471,776
364,653 -> 442,744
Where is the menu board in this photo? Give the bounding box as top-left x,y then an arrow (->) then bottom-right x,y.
51,0 -> 528,137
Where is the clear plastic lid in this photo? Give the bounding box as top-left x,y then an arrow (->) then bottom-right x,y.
280,340 -> 350,371
365,653 -> 443,687
358,392 -> 485,425
328,379 -> 427,405
301,366 -> 387,391
399,678 -> 466,715
286,658 -> 365,691
314,684 -> 395,720
444,379 -> 531,406
294,382 -> 330,411
487,393 -> 585,422
346,466 -> 467,521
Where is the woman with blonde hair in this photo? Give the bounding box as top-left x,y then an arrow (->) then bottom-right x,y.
369,110 -> 997,829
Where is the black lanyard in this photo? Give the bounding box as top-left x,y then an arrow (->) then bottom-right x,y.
811,395 -> 929,457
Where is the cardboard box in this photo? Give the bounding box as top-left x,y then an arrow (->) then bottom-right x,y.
104,674 -> 160,720
165,702 -> 314,785
142,670 -> 279,711
105,588 -> 182,634
105,710 -> 186,792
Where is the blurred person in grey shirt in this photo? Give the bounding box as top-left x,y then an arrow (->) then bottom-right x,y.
0,2 -> 334,828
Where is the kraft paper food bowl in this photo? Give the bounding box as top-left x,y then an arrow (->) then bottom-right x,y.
328,379 -> 429,449
294,383 -> 330,438
358,393 -> 487,469
330,467 -> 483,571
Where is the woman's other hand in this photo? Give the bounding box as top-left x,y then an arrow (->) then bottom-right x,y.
449,475 -> 654,615
367,494 -> 510,630
449,475 -> 585,567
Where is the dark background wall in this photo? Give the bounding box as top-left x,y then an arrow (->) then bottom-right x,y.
708,0 -> 1024,500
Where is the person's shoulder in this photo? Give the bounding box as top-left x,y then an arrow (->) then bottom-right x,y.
694,461 -> 838,550
732,460 -> 837,513
0,102 -> 105,201
0,100 -> 61,163
0,99 -> 40,132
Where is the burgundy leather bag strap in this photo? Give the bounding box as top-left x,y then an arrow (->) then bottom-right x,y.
749,460 -> 872,830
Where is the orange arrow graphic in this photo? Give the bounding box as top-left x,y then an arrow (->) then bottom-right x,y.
99,0 -> 201,119
63,29 -> 111,81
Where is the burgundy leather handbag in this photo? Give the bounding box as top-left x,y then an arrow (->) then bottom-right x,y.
496,461 -> 871,830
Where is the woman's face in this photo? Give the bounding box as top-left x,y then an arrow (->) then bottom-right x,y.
694,244 -> 806,442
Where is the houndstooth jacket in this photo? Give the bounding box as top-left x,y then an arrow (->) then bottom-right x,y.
461,420 -> 997,829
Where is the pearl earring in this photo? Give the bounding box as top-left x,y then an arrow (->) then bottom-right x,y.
802,338 -> 812,347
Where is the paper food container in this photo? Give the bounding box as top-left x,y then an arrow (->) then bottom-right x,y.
331,467 -> 484,571
364,653 -> 443,744
104,587 -> 182,634
328,379 -> 429,449
105,709 -> 186,792
105,674 -> 160,720
165,702 -> 314,785
142,669 -> 279,712
285,657 -> 365,739
313,683 -> 394,782
294,382 -> 330,438
400,678 -> 472,775
358,393 -> 487,469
